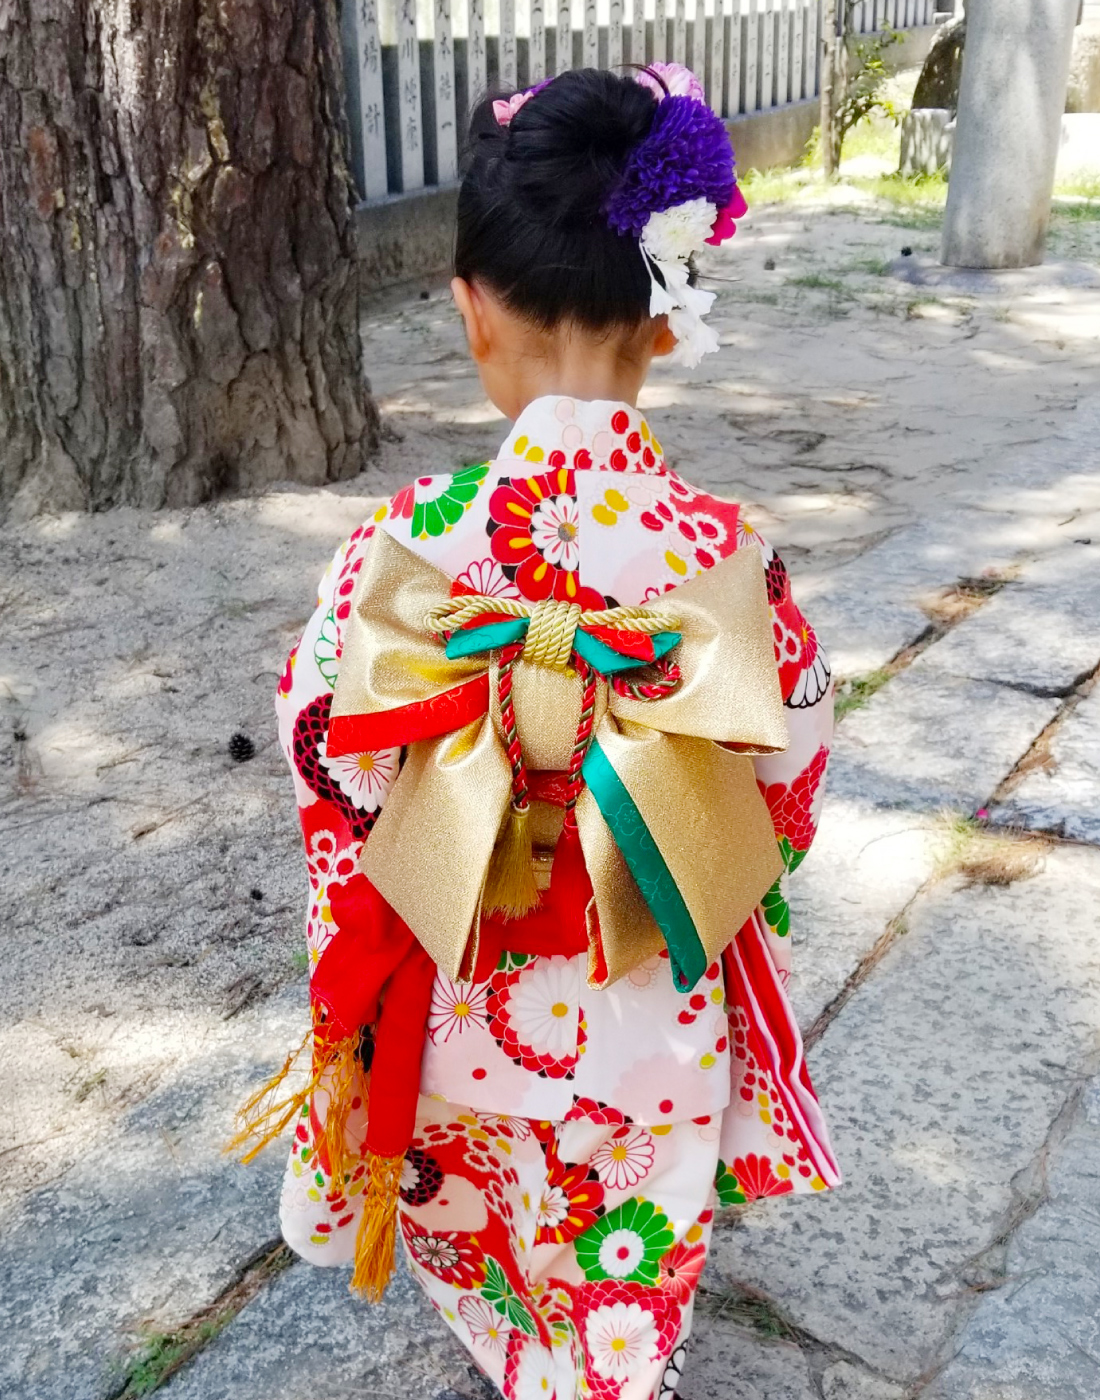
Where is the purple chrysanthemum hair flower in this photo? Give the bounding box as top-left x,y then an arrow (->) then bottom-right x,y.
603,94 -> 736,238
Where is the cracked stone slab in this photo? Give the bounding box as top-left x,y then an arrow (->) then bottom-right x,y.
917,542 -> 1100,696
161,1269 -> 820,1400
787,796 -> 941,1032
159,1252 -> 488,1400
991,683 -> 1100,843
679,1316 -> 817,1400
706,845 -> 1100,1380
828,667 -> 1058,814
921,1076 -> 1100,1400
804,512 -> 1040,679
0,991 -> 306,1400
821,1359 -> 905,1399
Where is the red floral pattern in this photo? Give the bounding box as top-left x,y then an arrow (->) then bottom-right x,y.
486,958 -> 587,1079
536,1140 -> 606,1246
571,1278 -> 683,1400
758,745 -> 830,859
728,1153 -> 795,1202
487,467 -> 609,609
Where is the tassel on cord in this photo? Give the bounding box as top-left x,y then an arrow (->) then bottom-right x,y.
484,642 -> 540,920
483,802 -> 540,919
350,1150 -> 405,1300
226,1025 -> 360,1169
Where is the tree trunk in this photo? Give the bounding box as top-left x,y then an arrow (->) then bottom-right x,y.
0,0 -> 379,517
820,0 -> 841,176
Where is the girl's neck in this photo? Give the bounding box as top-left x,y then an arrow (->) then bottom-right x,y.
503,324 -> 653,417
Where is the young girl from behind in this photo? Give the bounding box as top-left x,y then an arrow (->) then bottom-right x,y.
238,64 -> 838,1400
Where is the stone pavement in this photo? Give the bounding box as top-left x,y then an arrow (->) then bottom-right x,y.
2,202 -> 1100,1399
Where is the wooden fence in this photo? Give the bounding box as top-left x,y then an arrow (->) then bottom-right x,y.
341,0 -> 937,200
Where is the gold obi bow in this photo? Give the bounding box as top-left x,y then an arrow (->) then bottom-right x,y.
327,528 -> 788,991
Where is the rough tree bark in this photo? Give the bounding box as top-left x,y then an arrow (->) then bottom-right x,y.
0,0 -> 379,517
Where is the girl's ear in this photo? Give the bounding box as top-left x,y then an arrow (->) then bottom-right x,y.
652,317 -> 678,358
451,277 -> 493,362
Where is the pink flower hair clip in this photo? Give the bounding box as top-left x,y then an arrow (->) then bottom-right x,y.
493,90 -> 534,126
492,79 -> 554,127
634,61 -> 706,104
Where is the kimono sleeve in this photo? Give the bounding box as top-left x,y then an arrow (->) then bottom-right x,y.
274,519 -> 389,1266
742,523 -> 834,963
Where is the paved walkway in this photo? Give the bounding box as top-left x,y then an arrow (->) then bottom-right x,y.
2,198 -> 1099,1399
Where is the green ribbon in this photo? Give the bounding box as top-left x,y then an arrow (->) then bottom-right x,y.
581,738 -> 708,991
446,620 -> 681,675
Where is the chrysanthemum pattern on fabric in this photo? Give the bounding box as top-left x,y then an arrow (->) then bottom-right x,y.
394,1099 -> 718,1400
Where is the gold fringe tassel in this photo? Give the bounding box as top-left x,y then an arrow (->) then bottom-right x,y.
483,804 -> 540,920
350,1151 -> 405,1301
225,1027 -> 361,1169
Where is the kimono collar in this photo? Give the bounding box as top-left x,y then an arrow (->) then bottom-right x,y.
498,397 -> 668,475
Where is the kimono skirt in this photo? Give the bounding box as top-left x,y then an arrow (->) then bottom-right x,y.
279,909 -> 838,1400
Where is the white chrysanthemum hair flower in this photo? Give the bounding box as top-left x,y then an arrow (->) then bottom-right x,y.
640,196 -> 718,264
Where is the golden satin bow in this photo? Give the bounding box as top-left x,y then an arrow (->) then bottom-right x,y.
329,529 -> 788,989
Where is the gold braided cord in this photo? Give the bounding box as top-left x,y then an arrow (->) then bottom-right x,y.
523,599 -> 581,670
425,594 -> 679,638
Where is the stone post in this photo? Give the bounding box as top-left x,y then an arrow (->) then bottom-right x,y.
941,0 -> 1079,269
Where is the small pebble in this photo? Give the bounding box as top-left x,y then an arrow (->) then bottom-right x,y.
763,257 -> 776,271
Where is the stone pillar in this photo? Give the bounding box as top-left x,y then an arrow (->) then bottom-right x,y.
941,0 -> 1079,269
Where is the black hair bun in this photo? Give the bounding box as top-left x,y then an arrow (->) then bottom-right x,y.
457,69 -> 660,331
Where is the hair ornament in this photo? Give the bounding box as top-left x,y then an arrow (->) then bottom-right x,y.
492,91 -> 534,126
604,63 -> 747,367
492,76 -> 555,127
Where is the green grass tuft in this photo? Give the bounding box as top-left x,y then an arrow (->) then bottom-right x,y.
835,668 -> 892,718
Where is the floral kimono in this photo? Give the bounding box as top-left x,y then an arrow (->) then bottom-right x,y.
272,396 -> 839,1400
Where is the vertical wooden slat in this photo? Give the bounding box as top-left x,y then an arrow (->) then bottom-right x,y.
725,0 -> 741,115
584,0 -> 599,63
673,0 -> 687,63
791,0 -> 803,104
610,0 -> 625,67
500,0 -> 518,87
350,0 -> 388,198
759,0 -> 774,108
745,0 -> 759,110
804,0 -> 817,95
468,0 -> 487,101
530,0 -> 546,80
557,0 -> 572,73
693,0 -> 706,78
395,0 -> 424,191
433,0 -> 457,183
777,0 -> 790,103
709,0 -> 726,107
654,0 -> 668,61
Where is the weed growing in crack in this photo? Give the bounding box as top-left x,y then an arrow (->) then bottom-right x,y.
835,667 -> 892,718
111,1243 -> 293,1397
935,814 -> 1048,888
696,1282 -> 802,1342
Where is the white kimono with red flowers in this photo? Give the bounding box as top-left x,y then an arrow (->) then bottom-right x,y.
275,396 -> 838,1400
